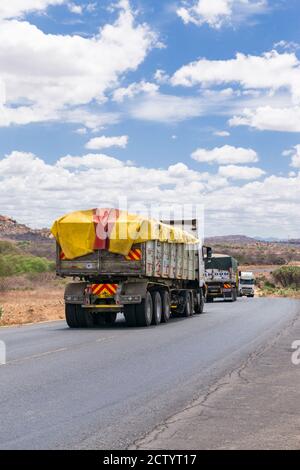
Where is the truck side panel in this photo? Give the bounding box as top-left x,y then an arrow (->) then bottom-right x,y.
57,240 -> 198,282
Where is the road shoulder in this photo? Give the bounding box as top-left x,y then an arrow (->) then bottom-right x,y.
131,307 -> 300,450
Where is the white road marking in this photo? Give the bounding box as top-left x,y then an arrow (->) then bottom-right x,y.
2,347 -> 67,366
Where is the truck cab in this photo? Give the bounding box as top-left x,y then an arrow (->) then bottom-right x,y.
239,272 -> 255,298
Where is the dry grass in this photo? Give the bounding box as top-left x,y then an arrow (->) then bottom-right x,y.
0,286 -> 65,326
0,272 -> 68,326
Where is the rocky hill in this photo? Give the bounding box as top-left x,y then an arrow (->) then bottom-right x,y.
0,215 -> 51,242
205,235 -> 259,245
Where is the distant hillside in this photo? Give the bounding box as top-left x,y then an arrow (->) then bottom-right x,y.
205,235 -> 259,245
0,215 -> 54,260
0,215 -> 51,242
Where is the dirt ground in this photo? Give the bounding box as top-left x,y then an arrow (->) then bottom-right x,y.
0,288 -> 65,326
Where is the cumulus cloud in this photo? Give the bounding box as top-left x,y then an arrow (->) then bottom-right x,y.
283,145 -> 300,168
170,50 -> 300,132
218,164 -> 265,180
112,81 -> 158,103
192,145 -> 258,165
0,0 -> 65,20
171,51 -> 300,103
85,135 -> 128,151
176,0 -> 268,29
0,1 -> 157,128
1,150 -> 299,238
229,106 -> 300,132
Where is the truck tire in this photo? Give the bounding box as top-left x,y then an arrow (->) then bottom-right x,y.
195,290 -> 204,314
161,291 -> 171,323
105,312 -> 117,325
136,291 -> 153,327
151,291 -> 162,325
183,291 -> 192,317
206,296 -> 213,303
124,305 -> 137,327
65,304 -> 79,328
76,305 -> 88,327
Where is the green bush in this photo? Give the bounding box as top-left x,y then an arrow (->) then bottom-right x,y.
272,266 -> 300,289
0,253 -> 55,277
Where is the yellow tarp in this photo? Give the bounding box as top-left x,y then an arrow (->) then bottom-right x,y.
51,208 -> 198,260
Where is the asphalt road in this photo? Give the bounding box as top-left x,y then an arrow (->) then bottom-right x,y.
0,297 -> 299,450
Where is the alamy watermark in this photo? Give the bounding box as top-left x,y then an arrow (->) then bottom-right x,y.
0,340 -> 6,365
291,340 -> 300,365
91,200 -> 205,249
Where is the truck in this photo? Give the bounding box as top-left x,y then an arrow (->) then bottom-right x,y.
239,271 -> 255,297
52,210 -> 212,328
205,254 -> 239,302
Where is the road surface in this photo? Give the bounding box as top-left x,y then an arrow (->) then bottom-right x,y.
0,297 -> 299,449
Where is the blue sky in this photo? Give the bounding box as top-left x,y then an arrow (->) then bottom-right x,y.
0,0 -> 300,237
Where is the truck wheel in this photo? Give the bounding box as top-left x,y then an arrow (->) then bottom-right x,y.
136,291 -> 153,327
233,288 -> 237,302
124,305 -> 137,327
195,290 -> 204,314
161,291 -> 171,323
105,312 -> 117,325
65,304 -> 79,328
76,305 -> 88,327
151,291 -> 162,325
206,296 -> 213,303
183,292 -> 192,317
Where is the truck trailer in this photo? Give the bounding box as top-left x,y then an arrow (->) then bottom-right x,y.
205,254 -> 239,302
51,209 -> 211,328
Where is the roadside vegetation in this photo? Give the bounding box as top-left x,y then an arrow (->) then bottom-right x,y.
209,242 -> 300,266
257,266 -> 300,298
0,240 -> 55,279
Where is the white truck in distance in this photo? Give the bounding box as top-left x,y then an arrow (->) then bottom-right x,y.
239,272 -> 255,298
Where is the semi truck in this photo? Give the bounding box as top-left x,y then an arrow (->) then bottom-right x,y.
205,254 -> 239,302
52,209 -> 212,328
239,271 -> 255,297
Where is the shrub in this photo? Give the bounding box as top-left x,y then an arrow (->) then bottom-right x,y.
272,266 -> 300,289
0,253 -> 55,277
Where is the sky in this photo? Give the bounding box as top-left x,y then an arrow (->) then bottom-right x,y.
0,0 -> 300,238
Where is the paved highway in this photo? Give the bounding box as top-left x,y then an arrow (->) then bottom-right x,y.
0,297 -> 299,449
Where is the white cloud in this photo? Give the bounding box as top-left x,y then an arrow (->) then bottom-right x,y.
214,130 -> 230,137
67,2 -> 83,15
112,81 -> 158,103
0,0 -> 65,20
274,40 -> 300,52
85,135 -> 128,150
229,106 -> 300,132
0,1 -> 157,128
154,69 -> 170,84
171,51 -> 300,104
176,0 -> 268,29
56,153 -> 127,169
283,145 -> 300,168
128,92 -> 205,123
1,150 -> 300,238
218,164 -> 265,180
192,145 -> 258,165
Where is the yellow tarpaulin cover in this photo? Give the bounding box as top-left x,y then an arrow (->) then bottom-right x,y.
51,208 -> 198,260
